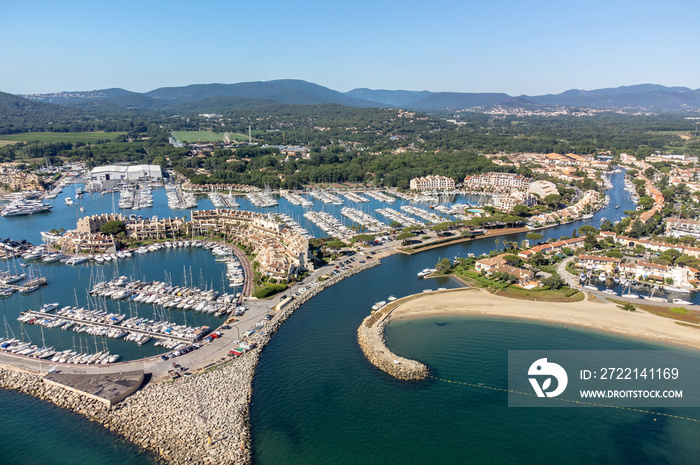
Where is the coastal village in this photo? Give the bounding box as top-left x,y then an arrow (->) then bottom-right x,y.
2,136 -> 700,464
4,2 -> 700,463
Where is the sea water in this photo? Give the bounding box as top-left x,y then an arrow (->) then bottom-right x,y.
250,292 -> 700,465
0,170 -> 665,464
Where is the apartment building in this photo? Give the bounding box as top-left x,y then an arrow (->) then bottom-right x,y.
409,175 -> 455,191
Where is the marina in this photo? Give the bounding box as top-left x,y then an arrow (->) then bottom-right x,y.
0,169 -> 690,465
246,189 -> 278,207
309,189 -> 344,205
166,185 -> 197,209
17,307 -> 209,345
209,190 -> 240,208
280,191 -> 313,206
89,275 -> 241,316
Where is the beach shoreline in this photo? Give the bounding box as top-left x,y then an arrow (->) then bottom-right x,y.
359,288 -> 700,381
388,288 -> 700,350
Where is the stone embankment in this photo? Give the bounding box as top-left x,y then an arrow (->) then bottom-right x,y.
0,259 -> 381,465
357,299 -> 429,381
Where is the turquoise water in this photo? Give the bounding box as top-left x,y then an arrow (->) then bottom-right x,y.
1,171 -> 675,464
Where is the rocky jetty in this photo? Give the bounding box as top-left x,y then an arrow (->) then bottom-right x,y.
0,259 -> 381,465
357,300 -> 430,381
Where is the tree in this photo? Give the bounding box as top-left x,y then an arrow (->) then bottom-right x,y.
584,234 -> 599,250
325,240 -> 347,253
352,234 -> 376,244
389,221 -> 403,229
436,258 -> 451,274
503,254 -> 521,267
100,220 -> 126,236
543,194 -> 562,208
512,204 -> 530,217
629,219 -> 645,238
577,225 -> 598,236
396,232 -> 416,245
526,232 -> 543,241
492,271 -> 517,283
431,222 -> 451,235
600,220 -> 613,231
494,238 -> 500,251
541,274 -> 565,289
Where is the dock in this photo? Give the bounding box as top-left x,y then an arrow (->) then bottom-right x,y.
20,310 -> 201,344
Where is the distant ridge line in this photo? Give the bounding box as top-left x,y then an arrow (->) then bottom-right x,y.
11,80 -> 700,113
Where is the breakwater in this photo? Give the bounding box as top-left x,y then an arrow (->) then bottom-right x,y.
357,296 -> 430,381
0,259 -> 381,465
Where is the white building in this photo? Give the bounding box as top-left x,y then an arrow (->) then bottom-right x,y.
89,165 -> 162,188
463,172 -> 531,192
492,191 -> 534,212
665,218 -> 700,239
527,180 -> 559,198
409,175 -> 455,191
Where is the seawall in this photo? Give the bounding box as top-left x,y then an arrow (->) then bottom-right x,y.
357,296 -> 430,381
0,259 -> 381,465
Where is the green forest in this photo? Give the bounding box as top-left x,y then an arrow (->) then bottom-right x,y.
1,92 -> 699,189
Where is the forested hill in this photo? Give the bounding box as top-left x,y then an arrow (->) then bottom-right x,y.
0,91 -> 74,133
145,80 -> 377,107
16,80 -> 700,114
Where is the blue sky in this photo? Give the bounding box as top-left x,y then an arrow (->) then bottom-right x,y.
2,0 -> 699,95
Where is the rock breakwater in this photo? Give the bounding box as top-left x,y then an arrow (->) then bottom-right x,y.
0,259 -> 381,464
357,299 -> 429,381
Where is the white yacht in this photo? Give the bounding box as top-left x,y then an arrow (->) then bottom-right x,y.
417,268 -> 436,277
663,285 -> 691,294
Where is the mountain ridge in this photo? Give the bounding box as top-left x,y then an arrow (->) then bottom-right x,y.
15,80 -> 700,113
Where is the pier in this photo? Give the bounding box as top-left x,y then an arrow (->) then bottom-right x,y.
20,310 -> 203,344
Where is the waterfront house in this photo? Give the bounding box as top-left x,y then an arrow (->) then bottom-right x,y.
576,254 -> 621,275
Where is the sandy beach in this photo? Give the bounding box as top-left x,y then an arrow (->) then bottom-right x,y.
389,288 -> 700,350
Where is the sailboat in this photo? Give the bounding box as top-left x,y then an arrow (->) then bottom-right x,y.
621,282 -> 640,299
581,203 -> 594,220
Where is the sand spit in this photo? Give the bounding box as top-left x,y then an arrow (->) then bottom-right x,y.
359,288 -> 700,380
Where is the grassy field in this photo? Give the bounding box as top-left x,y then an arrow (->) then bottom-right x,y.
171,131 -> 251,143
0,131 -> 126,143
495,286 -> 585,302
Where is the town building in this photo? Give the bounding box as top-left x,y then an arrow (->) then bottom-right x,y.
527,180 -> 559,198
474,254 -> 535,285
76,213 -> 125,234
126,217 -> 186,240
492,191 -> 534,212
59,231 -> 117,253
463,172 -> 531,192
665,218 -> 700,239
190,209 -> 309,280
409,175 -> 455,191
